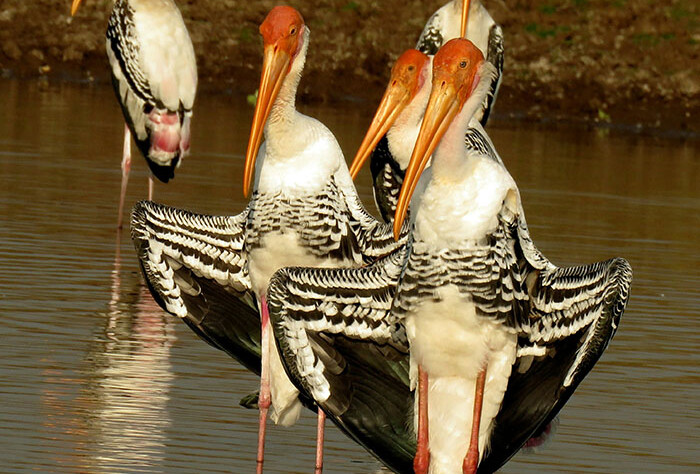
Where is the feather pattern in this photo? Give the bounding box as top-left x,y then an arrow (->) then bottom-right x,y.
371,124 -> 500,223
267,203 -> 632,473
130,200 -> 252,318
106,0 -> 197,182
268,248 -> 409,412
247,177 -> 408,265
481,24 -> 504,125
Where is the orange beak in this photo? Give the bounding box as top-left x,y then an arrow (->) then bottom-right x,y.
461,0 -> 471,37
71,0 -> 83,16
393,77 -> 461,240
348,78 -> 414,180
242,44 -> 291,197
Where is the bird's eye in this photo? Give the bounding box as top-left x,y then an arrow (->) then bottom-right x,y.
290,26 -> 297,35
459,60 -> 468,68
407,65 -> 415,72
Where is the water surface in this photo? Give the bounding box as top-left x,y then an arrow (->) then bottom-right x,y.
0,80 -> 698,473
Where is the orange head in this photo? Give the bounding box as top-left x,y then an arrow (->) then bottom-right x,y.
243,6 -> 306,197
349,49 -> 430,180
392,38 -> 484,239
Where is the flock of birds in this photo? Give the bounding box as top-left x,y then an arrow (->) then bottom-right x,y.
71,0 -> 633,473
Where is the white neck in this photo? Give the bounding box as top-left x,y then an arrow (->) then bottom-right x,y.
265,27 -> 309,135
254,26 -> 348,197
411,61 -> 515,246
431,61 -> 496,181
387,60 -> 433,170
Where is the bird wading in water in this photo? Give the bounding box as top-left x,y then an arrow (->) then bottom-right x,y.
71,0 -> 197,228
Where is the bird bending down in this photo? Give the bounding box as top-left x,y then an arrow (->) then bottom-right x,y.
71,0 -> 197,228
267,38 -> 631,473
131,6 -> 406,472
353,0 -> 503,223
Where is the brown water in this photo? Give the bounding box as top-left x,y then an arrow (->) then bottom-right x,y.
0,79 -> 698,473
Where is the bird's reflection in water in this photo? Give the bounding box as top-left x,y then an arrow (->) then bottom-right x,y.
85,232 -> 177,471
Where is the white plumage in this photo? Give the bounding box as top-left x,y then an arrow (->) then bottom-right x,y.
73,0 -> 197,227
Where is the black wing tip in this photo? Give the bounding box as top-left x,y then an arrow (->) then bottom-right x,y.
606,257 -> 633,320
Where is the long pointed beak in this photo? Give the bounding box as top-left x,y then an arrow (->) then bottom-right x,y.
461,0 -> 471,37
393,79 -> 460,239
71,0 -> 83,16
349,81 -> 412,180
243,45 -> 291,198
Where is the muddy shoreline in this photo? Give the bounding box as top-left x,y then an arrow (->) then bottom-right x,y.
1,1 -> 698,135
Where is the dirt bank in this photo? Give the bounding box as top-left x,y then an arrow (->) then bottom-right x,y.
1,0 -> 698,134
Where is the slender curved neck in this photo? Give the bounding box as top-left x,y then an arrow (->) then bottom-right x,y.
388,63 -> 433,170
267,28 -> 309,130
432,61 -> 495,180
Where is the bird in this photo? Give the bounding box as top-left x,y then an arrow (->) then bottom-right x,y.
242,7 -> 409,471
416,0 -> 503,124
266,38 -> 632,473
71,0 -> 197,228
131,6 -> 406,472
353,0 -> 503,223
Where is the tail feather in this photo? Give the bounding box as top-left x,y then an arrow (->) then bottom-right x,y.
137,108 -> 189,183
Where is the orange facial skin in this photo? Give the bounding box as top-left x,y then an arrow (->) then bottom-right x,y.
243,6 -> 306,197
349,49 -> 430,180
393,38 -> 484,239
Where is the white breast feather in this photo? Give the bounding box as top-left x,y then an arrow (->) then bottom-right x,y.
413,155 -> 516,246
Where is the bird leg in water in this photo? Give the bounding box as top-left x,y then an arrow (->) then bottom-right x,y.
463,363 -> 488,474
117,124 -> 132,229
315,408 -> 325,473
148,177 -> 154,201
257,295 -> 272,474
414,365 -> 430,474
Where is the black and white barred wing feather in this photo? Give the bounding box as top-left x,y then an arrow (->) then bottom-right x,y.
480,210 -> 633,471
349,197 -> 410,260
368,136 -> 405,223
131,200 -> 262,373
268,248 -> 416,474
268,247 -> 408,413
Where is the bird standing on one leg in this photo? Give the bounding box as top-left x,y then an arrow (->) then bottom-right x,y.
71,0 -> 197,228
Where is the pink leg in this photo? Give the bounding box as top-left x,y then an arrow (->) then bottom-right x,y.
256,295 -> 271,474
414,365 -> 430,474
148,176 -> 154,201
463,364 -> 487,474
315,409 -> 325,473
117,124 -> 131,229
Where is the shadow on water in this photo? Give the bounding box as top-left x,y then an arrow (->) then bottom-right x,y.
0,79 -> 697,473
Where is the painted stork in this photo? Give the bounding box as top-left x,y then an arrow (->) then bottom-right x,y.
131,6 -> 407,472
266,38 -> 632,473
416,0 -> 503,124
356,0 -> 503,223
71,0 -> 197,228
